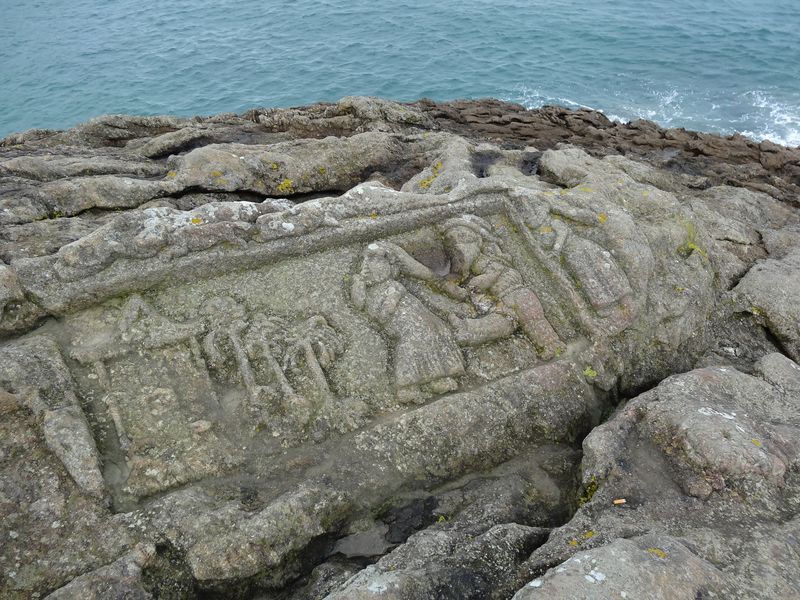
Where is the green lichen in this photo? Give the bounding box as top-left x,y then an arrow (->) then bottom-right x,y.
646,547 -> 668,559
578,475 -> 599,506
277,178 -> 294,194
317,166 -> 327,175
583,366 -> 598,378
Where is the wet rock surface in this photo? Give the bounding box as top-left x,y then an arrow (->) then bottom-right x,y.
0,97 -> 798,598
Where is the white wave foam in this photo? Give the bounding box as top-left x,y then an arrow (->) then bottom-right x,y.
509,85 -> 800,148
509,86 -> 600,112
737,90 -> 800,147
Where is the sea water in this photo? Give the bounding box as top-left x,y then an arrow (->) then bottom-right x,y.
1,0 -> 798,145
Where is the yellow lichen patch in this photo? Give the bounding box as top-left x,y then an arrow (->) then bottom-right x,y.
677,220 -> 708,259
642,190 -> 650,198
277,178 -> 294,194
568,539 -> 579,547
581,530 -> 596,540
370,211 -> 378,219
210,170 -> 224,178
166,170 -> 177,178
751,438 -> 763,447
270,162 -> 279,171
578,186 -> 594,193
317,166 -> 327,175
685,242 -> 707,258
646,547 -> 668,559
559,189 -> 569,196
597,212 -> 608,224
583,366 -> 598,378
751,306 -> 764,316
419,160 -> 444,189
539,225 -> 554,234
190,217 -> 203,225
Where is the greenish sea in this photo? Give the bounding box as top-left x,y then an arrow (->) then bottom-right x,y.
1,0 -> 798,145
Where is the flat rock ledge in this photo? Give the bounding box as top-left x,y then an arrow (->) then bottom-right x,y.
1,96 -> 799,599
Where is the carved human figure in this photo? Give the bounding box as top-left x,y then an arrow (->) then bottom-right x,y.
439,215 -> 564,359
521,194 -> 637,328
351,242 -> 465,402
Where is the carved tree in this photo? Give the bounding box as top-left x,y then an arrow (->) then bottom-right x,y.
283,315 -> 343,401
203,317 -> 259,395
243,313 -> 296,400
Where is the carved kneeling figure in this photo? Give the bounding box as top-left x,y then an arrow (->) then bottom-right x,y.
440,216 -> 565,359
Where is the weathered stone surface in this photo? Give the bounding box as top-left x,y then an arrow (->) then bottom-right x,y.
735,248 -> 800,361
0,382 -> 132,597
516,358 -> 800,599
43,405 -> 106,499
0,97 -> 798,598
513,534 -> 732,600
44,544 -> 155,600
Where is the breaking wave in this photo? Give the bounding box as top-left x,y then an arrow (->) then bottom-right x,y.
511,86 -> 800,148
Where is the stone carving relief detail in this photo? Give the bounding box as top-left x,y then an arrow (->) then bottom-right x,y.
57,207 -> 636,500
66,293 -> 355,500
350,214 -> 566,401
200,298 -> 345,430
71,295 -> 347,433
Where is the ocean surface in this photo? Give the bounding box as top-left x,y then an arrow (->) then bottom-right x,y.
1,0 -> 799,145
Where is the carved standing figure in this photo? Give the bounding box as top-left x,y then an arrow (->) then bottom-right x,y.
351,242 -> 465,402
439,215 -> 564,359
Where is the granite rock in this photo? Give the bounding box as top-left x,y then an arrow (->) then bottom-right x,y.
0,97 -> 798,599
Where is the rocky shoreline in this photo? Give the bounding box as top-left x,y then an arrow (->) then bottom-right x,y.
1,97 -> 798,599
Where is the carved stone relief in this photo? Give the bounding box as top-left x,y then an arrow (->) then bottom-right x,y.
11,197 -> 639,506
